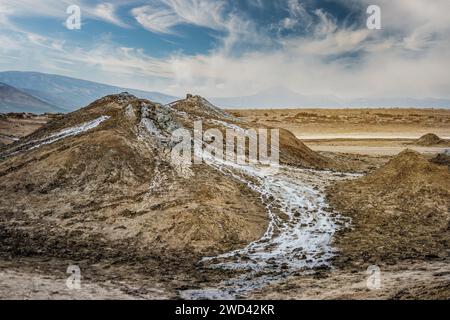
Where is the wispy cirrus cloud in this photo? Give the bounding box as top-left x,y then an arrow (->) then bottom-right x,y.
0,0 -> 128,28
91,2 -> 129,28
131,5 -> 182,35
278,0 -> 312,31
131,0 -> 228,35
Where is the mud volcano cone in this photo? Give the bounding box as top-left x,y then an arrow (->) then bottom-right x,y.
415,133 -> 444,146
328,149 -> 450,266
0,93 -> 337,264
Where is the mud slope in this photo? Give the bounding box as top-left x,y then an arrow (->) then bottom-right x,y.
0,93 -> 333,265
169,95 -> 337,170
328,149 -> 450,267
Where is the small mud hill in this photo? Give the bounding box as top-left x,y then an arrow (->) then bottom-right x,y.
328,149 -> 450,266
169,94 -> 234,120
0,93 -> 336,266
414,133 -> 448,146
169,94 -> 337,170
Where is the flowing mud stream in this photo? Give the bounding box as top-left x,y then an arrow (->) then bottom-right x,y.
179,156 -> 358,299
1,116 -> 110,158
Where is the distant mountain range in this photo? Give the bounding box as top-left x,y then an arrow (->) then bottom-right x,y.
0,71 -> 178,113
210,87 -> 450,109
0,82 -> 65,113
1,71 -> 449,113
210,87 -> 345,109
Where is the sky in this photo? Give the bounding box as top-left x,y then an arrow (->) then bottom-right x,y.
0,0 -> 449,99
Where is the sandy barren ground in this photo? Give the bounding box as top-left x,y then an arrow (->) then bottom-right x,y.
228,108 -> 450,138
229,108 -> 450,156
1,256 -> 449,300
248,260 -> 450,300
0,269 -> 141,300
0,113 -> 62,145
304,140 -> 448,156
0,256 -> 173,300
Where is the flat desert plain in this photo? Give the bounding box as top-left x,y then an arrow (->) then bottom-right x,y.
228,108 -> 450,156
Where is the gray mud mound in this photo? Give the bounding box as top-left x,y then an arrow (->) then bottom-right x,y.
414,133 -> 447,146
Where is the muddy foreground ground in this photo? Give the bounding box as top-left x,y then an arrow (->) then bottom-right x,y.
1,255 -> 449,299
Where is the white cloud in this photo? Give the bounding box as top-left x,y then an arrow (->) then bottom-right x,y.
131,0 -> 227,34
131,0 -> 265,55
285,0 -> 311,29
131,5 -> 182,34
90,2 -> 129,28
0,0 -> 128,27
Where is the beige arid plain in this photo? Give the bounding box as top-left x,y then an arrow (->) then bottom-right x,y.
230,108 -> 450,155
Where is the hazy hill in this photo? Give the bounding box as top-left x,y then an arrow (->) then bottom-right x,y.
211,87 -> 450,109
0,82 -> 64,114
2,72 -> 449,112
0,71 -> 178,112
210,87 -> 345,108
